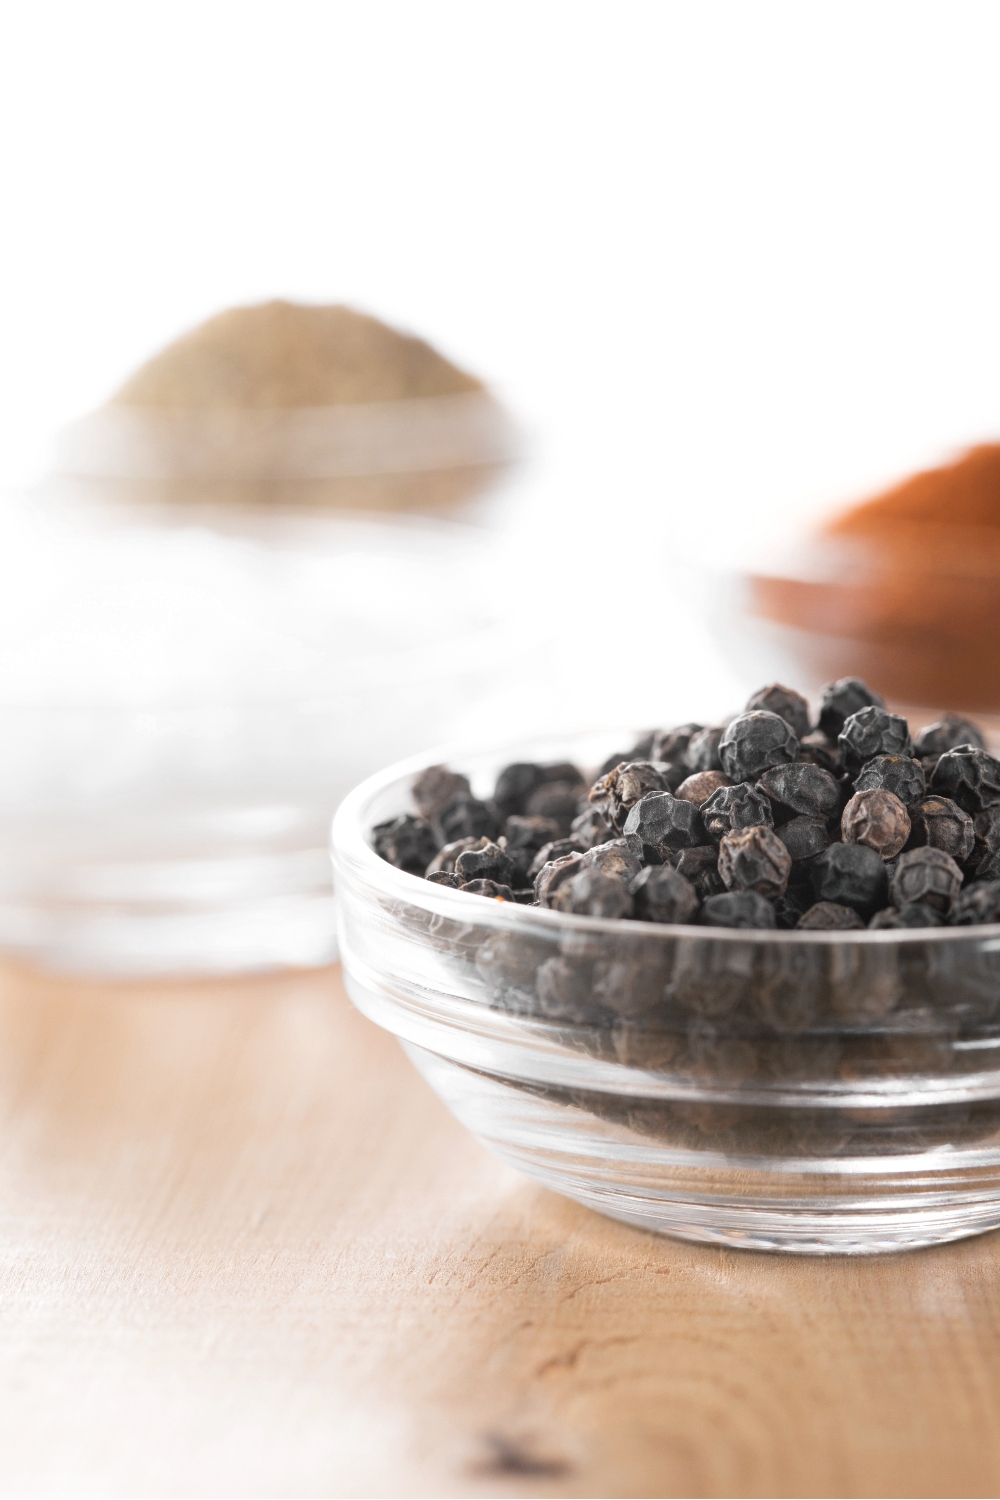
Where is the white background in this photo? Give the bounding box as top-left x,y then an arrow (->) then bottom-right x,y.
2,0 -> 1000,721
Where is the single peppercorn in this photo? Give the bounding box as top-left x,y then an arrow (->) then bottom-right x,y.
569,805 -> 616,849
372,813 -> 439,874
675,845 -> 726,900
589,761 -> 671,831
580,838 -> 644,884
719,711 -> 799,782
426,870 -> 461,888
412,764 -> 472,820
701,891 -> 776,928
701,782 -> 774,843
776,815 -> 830,862
914,714 -> 986,756
502,815 -> 562,884
818,677 -> 885,739
756,761 -> 841,819
630,865 -> 699,924
796,901 -> 865,930
525,780 -> 584,833
930,745 -> 1000,814
972,805 -> 1000,870
426,835 -> 481,876
455,839 -> 516,887
950,881 -> 1000,925
533,850 -> 586,906
907,797 -> 974,864
492,762 -> 546,817
460,878 -> 515,900
837,705 -> 913,775
853,754 -> 926,809
841,789 -> 911,858
745,683 -> 811,739
675,770 -> 731,807
551,867 -> 634,919
717,825 -> 792,898
622,791 -> 705,862
651,723 -> 703,763
810,842 -> 888,917
684,725 -> 725,773
527,838 -> 587,883
890,847 -> 963,914
869,903 -> 946,929
434,793 -> 499,845
975,851 -> 1000,883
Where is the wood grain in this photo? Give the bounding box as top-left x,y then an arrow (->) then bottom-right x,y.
0,959 -> 999,1497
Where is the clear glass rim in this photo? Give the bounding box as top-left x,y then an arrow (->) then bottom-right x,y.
330,730 -> 1000,949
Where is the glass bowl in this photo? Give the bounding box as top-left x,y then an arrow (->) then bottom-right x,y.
332,731 -> 1000,1256
0,498 -> 527,975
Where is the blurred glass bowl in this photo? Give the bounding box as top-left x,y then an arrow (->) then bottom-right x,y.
0,498 -> 524,974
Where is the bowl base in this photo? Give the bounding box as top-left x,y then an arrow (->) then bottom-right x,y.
406,1044 -> 1000,1257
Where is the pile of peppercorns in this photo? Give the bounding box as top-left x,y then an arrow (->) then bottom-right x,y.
371,678 -> 1000,930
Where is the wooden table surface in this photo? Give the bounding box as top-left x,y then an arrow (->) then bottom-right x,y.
1,960 -> 1000,1498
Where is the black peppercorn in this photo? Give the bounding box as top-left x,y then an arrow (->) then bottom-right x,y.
841,789 -> 911,858
745,683 -> 811,739
580,838 -> 644,884
651,723 -> 703,763
817,676 -> 885,739
950,881 -> 1000,925
492,762 -> 547,818
372,813 -> 439,874
773,884 -> 813,928
795,733 -> 843,775
527,839 -> 587,883
701,891 -> 776,928
589,761 -> 671,831
837,706 -> 913,775
719,711 -> 799,782
717,825 -> 792,897
412,764 -> 472,820
757,761 -> 841,819
914,714 -> 986,756
501,815 -> 562,884
701,782 -> 774,843
907,797 -> 974,865
524,780 -> 584,833
929,745 -> 1000,815
455,839 -> 516,887
674,845 -> 726,900
796,901 -> 865,930
810,842 -> 888,917
630,865 -> 699,924
551,867 -> 634,919
972,805 -> 1000,870
684,726 -> 726,773
459,878 -> 516,900
426,835 -> 482,876
569,805 -> 616,850
622,791 -> 705,862
869,903 -> 946,929
776,815 -> 830,862
853,754 -> 926,809
675,770 -> 731,807
426,870 -> 461,888
890,847 -> 963,914
434,794 -> 499,845
533,850 -> 587,906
